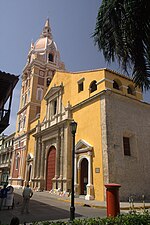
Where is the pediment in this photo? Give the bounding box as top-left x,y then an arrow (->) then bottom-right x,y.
75,139 -> 92,153
44,85 -> 62,100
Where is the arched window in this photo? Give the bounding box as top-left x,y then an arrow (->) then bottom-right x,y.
113,80 -> 120,90
36,88 -> 43,101
127,85 -> 134,95
48,53 -> 54,62
89,80 -> 97,93
47,78 -> 51,87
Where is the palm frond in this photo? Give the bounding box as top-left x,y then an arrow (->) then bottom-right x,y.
93,0 -> 150,90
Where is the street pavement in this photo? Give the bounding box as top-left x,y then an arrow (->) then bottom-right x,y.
0,188 -> 149,225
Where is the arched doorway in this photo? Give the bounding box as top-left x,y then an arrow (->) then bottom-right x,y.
46,146 -> 56,191
80,158 -> 88,195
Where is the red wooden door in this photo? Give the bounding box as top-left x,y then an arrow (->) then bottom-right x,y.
46,147 -> 56,191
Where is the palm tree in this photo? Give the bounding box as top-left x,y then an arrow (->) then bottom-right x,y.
93,0 -> 150,91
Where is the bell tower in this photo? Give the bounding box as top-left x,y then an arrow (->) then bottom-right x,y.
16,18 -> 65,135
10,19 -> 65,187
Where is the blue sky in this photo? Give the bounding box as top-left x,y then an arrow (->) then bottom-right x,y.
1,0 -> 150,135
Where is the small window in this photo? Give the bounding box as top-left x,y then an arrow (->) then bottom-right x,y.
113,80 -> 119,90
127,86 -> 133,95
36,88 -> 43,101
48,53 -> 54,62
78,82 -> 84,92
90,80 -> 97,93
47,78 -> 51,87
123,137 -> 131,156
53,100 -> 57,115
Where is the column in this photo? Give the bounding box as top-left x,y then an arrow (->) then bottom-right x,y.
33,138 -> 38,178
59,129 -> 64,179
85,152 -> 94,200
40,142 -> 45,179
37,138 -> 42,178
74,154 -> 79,196
55,136 -> 60,179
39,142 -> 45,190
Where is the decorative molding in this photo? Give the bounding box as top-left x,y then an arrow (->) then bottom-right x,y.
97,78 -> 113,85
75,139 -> 92,154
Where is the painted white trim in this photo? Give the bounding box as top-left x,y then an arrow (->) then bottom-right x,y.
97,78 -> 114,85
77,155 -> 89,169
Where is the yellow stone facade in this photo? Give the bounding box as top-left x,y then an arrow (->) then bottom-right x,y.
10,19 -> 150,202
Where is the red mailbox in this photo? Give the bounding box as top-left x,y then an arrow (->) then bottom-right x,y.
105,183 -> 121,217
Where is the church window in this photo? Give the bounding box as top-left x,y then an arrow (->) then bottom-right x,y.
48,53 -> 54,62
89,80 -> 97,93
53,99 -> 57,115
127,85 -> 134,95
47,78 -> 51,87
113,80 -> 120,90
36,88 -> 43,101
78,82 -> 83,92
78,79 -> 84,93
123,137 -> 131,156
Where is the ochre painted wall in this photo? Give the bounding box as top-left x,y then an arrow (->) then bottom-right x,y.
73,99 -> 104,200
30,68 -> 143,201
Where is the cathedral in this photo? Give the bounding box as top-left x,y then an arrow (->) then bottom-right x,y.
8,19 -> 150,201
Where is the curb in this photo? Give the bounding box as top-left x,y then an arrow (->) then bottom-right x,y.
55,196 -> 150,211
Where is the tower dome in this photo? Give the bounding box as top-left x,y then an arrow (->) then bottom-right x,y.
26,18 -> 65,70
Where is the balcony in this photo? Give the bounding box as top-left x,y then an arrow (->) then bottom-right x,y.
0,109 -> 10,134
0,70 -> 19,134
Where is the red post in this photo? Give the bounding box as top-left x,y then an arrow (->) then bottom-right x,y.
105,183 -> 121,217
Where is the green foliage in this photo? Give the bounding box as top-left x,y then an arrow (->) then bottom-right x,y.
32,212 -> 150,225
93,0 -> 150,91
